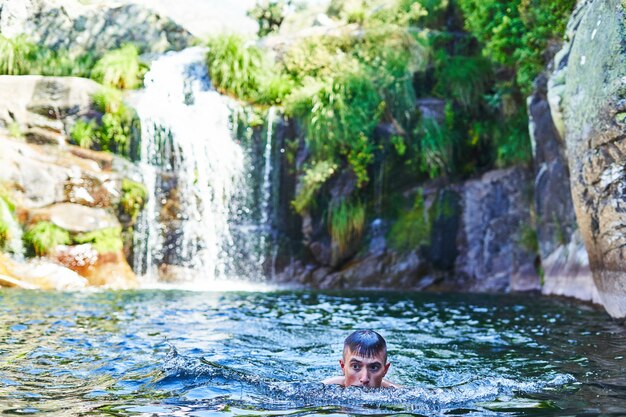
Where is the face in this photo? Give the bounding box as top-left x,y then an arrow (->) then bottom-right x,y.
340,348 -> 390,388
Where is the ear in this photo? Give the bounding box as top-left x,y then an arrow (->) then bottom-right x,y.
339,359 -> 346,374
382,362 -> 391,377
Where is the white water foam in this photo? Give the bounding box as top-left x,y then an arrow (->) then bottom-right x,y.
132,46 -> 246,285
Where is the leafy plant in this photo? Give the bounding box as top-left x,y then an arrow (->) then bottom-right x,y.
91,44 -> 147,89
74,227 -> 124,253
0,34 -> 35,75
91,88 -> 137,157
70,119 -> 97,149
23,222 -> 71,256
120,179 -> 148,222
206,34 -> 271,102
292,161 -> 337,213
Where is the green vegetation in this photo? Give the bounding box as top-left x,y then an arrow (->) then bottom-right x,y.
23,221 -> 124,257
388,191 -> 430,251
74,227 -> 124,253
0,196 -> 15,250
456,0 -> 576,93
91,44 -> 147,89
209,0 -> 575,257
70,119 -> 96,149
0,34 -> 36,75
69,87 -> 138,157
120,179 -> 148,222
291,161 -> 337,214
328,199 -> 365,258
247,1 -> 290,37
23,222 -> 71,256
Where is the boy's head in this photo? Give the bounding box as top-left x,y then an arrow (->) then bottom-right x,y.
339,330 -> 390,387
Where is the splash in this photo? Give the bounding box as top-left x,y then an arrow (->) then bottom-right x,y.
158,347 -> 575,415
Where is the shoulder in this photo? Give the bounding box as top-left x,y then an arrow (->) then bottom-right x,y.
321,376 -> 345,386
382,379 -> 402,388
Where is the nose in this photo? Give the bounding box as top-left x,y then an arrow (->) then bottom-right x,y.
359,368 -> 370,386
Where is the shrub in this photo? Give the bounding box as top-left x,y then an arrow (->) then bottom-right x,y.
23,222 -> 71,256
91,44 -> 147,89
74,227 -> 124,253
120,179 -> 148,222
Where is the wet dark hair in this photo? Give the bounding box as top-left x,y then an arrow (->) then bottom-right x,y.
343,330 -> 387,360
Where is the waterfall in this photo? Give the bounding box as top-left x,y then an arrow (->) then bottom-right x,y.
260,107 -> 276,226
132,46 -> 248,285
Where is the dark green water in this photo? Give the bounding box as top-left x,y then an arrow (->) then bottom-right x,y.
0,289 -> 625,416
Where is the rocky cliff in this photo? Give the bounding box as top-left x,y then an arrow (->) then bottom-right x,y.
541,0 -> 626,317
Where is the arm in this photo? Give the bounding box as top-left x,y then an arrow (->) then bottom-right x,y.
321,376 -> 345,386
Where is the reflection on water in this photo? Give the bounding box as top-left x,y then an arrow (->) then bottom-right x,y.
0,290 -> 625,416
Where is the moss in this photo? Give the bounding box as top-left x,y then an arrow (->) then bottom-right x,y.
518,224 -> 539,253
120,179 -> 148,222
74,227 -> 124,253
388,191 -> 430,252
23,222 -> 71,256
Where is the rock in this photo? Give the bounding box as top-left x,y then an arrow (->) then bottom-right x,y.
428,189 -> 461,270
51,244 -> 136,288
541,230 -> 599,302
549,0 -> 626,317
0,75 -> 101,140
529,70 -> 594,298
1,254 -> 88,290
34,202 -> 120,232
1,1 -> 192,57
455,167 -> 539,292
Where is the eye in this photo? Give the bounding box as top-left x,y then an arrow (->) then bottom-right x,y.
351,364 -> 361,371
369,364 -> 381,372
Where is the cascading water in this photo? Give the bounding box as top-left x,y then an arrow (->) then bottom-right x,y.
260,107 -> 276,226
132,46 -> 252,285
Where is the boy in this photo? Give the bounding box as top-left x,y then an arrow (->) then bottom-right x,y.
322,330 -> 400,388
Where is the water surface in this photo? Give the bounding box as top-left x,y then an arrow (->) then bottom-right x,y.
1,290 -> 625,416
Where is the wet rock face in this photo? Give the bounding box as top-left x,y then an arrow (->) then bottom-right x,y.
549,0 -> 626,317
529,74 -> 594,301
455,167 -> 539,292
0,0 -> 191,56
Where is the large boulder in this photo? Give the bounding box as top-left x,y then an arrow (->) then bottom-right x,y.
455,167 -> 540,292
548,0 -> 626,317
0,0 -> 191,56
0,75 -> 101,146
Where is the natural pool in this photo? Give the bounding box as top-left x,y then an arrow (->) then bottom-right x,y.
0,289 -> 625,416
